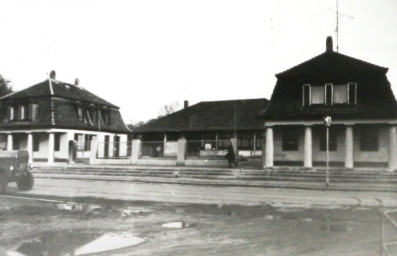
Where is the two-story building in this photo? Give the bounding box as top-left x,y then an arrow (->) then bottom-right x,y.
0,71 -> 130,163
260,37 -> 397,170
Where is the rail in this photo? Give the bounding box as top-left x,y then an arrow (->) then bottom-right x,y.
381,209 -> 397,255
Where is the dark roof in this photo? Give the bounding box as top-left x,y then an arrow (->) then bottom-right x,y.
276,51 -> 388,79
2,79 -> 118,108
0,79 -> 130,133
134,98 -> 269,133
261,49 -> 397,121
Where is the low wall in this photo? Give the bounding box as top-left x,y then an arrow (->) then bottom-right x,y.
185,159 -> 228,167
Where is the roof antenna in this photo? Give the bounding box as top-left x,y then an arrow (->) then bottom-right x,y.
331,0 -> 353,52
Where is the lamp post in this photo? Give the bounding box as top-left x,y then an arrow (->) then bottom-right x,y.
324,116 -> 332,187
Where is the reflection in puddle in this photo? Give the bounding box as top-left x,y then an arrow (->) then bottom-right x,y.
319,221 -> 354,233
6,231 -> 145,256
162,221 -> 189,228
74,232 -> 145,255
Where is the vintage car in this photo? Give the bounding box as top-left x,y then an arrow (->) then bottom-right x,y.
0,150 -> 34,194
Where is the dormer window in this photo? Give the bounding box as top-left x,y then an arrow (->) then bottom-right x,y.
311,86 -> 325,104
333,84 -> 348,104
75,106 -> 83,121
18,105 -> 26,120
302,82 -> 357,107
8,106 -> 15,121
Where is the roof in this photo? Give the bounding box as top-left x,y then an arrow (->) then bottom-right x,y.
134,98 -> 269,133
2,79 -> 118,108
276,50 -> 388,79
261,47 -> 397,121
0,78 -> 130,133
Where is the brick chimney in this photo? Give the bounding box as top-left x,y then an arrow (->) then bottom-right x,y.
184,100 -> 189,109
326,36 -> 333,52
49,70 -> 56,79
75,78 -> 80,86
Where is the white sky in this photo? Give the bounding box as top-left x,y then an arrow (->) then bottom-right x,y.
0,0 -> 396,124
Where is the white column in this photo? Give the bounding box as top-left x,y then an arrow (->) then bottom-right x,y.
27,133 -> 33,164
304,126 -> 312,168
108,135 -> 114,157
389,126 -> 397,170
265,127 -> 274,168
48,133 -> 54,163
6,134 -> 13,150
345,126 -> 354,169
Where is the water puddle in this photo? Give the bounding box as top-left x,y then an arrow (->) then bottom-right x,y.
162,221 -> 189,228
6,230 -> 145,256
319,221 -> 354,233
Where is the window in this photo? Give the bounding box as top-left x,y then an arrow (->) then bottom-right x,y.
282,128 -> 299,151
333,85 -> 348,104
8,106 -> 15,121
319,128 -> 337,151
76,106 -> 83,121
348,82 -> 357,105
28,103 -> 39,121
54,134 -> 61,151
101,108 -> 110,124
325,84 -> 333,106
311,86 -> 325,104
18,105 -> 27,120
90,108 -> 97,123
302,84 -> 311,106
360,127 -> 379,151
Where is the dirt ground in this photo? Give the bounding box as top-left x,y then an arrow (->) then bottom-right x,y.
0,195 -> 392,256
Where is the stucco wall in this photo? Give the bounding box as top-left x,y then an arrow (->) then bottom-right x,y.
272,125 -> 390,165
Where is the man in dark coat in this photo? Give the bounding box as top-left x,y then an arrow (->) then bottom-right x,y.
225,141 -> 238,168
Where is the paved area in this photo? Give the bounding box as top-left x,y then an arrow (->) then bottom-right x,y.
10,176 -> 397,208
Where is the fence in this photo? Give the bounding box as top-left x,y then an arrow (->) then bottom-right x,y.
140,141 -> 177,159
380,209 -> 397,255
186,140 -> 229,159
96,141 -> 131,159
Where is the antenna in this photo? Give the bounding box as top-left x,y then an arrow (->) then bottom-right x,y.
330,0 -> 354,52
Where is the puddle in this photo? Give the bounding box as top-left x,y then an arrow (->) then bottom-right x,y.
6,230 -> 145,256
56,202 -> 101,212
162,221 -> 189,228
73,232 -> 145,255
319,221 -> 354,233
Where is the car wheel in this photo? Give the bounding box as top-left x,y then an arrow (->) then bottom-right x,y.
17,172 -> 34,191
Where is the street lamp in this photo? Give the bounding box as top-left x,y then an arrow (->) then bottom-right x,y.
323,116 -> 332,187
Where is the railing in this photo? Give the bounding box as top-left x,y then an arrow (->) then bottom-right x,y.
140,141 -> 177,159
381,209 -> 397,255
186,140 -> 229,159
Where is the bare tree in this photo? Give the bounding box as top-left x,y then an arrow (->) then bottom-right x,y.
0,74 -> 13,97
157,101 -> 180,117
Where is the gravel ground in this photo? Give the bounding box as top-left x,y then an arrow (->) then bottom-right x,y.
0,196 -> 389,256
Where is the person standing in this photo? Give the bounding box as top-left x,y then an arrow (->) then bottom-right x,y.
225,141 -> 238,168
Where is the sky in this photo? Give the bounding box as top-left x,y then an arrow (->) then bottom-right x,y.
0,0 -> 396,124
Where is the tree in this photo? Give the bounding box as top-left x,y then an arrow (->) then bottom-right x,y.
158,101 -> 180,117
0,74 -> 13,97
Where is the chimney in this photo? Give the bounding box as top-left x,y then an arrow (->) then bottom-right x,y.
326,36 -> 333,52
184,100 -> 189,109
75,78 -> 80,86
49,70 -> 56,79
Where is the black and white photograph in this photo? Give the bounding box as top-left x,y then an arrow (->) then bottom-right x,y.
0,0 -> 397,255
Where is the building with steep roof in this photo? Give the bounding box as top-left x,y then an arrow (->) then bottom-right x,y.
0,71 -> 130,163
133,98 -> 269,157
260,37 -> 397,169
